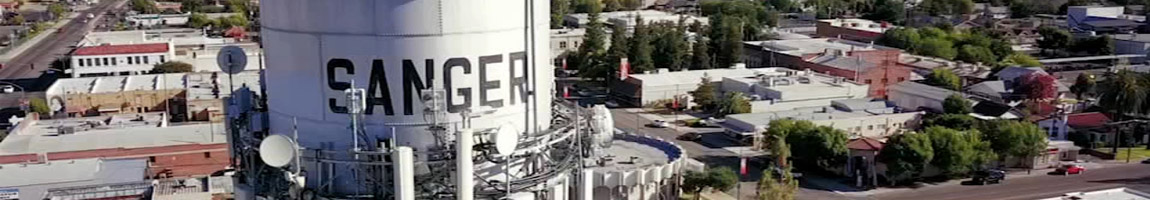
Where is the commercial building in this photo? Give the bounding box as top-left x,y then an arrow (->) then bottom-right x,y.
78,29 -> 264,73
0,158 -> 149,200
125,13 -> 240,28
815,18 -> 897,42
563,10 -> 707,32
45,70 -> 262,121
1067,6 -> 1142,33
551,28 -> 585,61
1114,33 -> 1150,64
717,68 -> 869,112
886,81 -> 965,112
721,98 -> 924,141
742,38 -> 910,97
0,112 -> 230,178
69,42 -> 176,77
611,67 -> 773,107
899,54 -> 993,83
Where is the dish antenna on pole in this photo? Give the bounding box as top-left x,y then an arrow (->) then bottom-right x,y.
217,46 -> 248,75
491,124 -> 519,156
259,134 -> 298,168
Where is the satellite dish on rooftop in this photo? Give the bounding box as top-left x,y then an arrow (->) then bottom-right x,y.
49,97 -> 63,112
259,134 -> 297,168
217,45 -> 247,74
491,124 -> 519,156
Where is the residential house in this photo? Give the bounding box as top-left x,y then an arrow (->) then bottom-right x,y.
1038,112 -> 1111,141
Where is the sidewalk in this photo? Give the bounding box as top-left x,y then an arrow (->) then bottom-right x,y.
0,13 -> 80,62
802,161 -> 1137,197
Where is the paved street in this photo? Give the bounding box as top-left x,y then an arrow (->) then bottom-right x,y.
874,163 -> 1150,200
0,0 -> 125,82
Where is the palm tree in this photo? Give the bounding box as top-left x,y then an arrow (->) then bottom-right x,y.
1096,70 -> 1147,153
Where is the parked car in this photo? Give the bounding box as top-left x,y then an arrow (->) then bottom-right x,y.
971,169 -> 1005,185
647,120 -> 669,128
769,166 -> 803,179
1142,158 -> 1150,164
604,100 -> 619,108
1054,164 -> 1086,175
676,132 -> 702,141
0,85 -> 15,93
701,117 -> 724,127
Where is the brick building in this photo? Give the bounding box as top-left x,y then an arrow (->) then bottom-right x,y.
742,38 -> 911,97
815,18 -> 897,43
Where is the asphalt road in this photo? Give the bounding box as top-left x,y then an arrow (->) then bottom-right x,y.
873,164 -> 1150,200
608,108 -> 856,200
0,0 -> 124,81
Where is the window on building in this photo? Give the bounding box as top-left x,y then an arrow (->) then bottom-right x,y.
143,56 -> 149,64
148,156 -> 156,163
128,56 -> 134,64
878,124 -> 887,129
103,58 -> 109,65
160,55 -> 165,63
898,77 -> 905,82
204,152 -> 212,158
78,59 -> 84,67
560,41 -> 567,48
865,79 -> 872,84
868,125 -> 874,130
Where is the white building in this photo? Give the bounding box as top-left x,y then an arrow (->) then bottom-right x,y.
77,29 -> 263,73
1040,187 -> 1150,200
69,42 -> 175,77
718,68 -> 869,113
0,159 -> 148,200
551,28 -> 585,61
721,98 -> 924,141
564,10 -> 707,31
886,81 -> 964,112
612,66 -> 769,106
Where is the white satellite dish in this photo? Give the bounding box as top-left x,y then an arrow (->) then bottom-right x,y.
491,124 -> 519,155
217,46 -> 248,74
259,134 -> 297,168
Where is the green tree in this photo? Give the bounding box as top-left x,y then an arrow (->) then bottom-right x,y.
717,92 -> 751,117
652,21 -> 688,71
690,22 -> 713,70
878,133 -> 934,184
1010,0 -> 1037,18
603,0 -> 621,11
957,45 -> 997,65
757,167 -> 798,200
218,14 -> 249,29
925,68 -> 963,91
691,77 -> 717,110
152,61 -> 194,73
921,0 -> 975,15
607,23 -> 629,64
11,15 -> 25,25
923,114 -> 979,130
187,13 -> 212,28
713,16 -> 744,69
622,0 -> 642,10
629,15 -> 655,73
1037,26 -> 1072,55
925,126 -> 995,177
1001,53 -> 1042,67
1074,36 -> 1114,55
48,3 -> 67,19
863,0 -> 906,24
1097,70 -> 1147,118
981,121 -> 1048,168
551,0 -> 570,28
29,97 -> 50,116
225,0 -> 248,14
574,0 -> 608,81
877,28 -> 922,51
131,0 -> 159,14
943,94 -> 972,114
681,167 -> 740,199
916,38 -> 957,59
786,124 -> 849,170
182,0 -> 203,13
1070,73 -> 1096,100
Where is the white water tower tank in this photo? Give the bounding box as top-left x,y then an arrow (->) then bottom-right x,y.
260,0 -> 553,195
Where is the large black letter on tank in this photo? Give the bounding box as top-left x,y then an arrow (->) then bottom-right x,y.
366,59 -> 395,115
327,58 -> 354,114
444,58 -> 472,113
402,59 -> 434,115
479,54 -> 504,108
508,52 -> 529,105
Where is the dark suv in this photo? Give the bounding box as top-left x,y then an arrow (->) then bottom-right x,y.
972,169 -> 1006,185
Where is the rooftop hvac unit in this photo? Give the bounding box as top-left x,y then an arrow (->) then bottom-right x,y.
58,126 -> 77,135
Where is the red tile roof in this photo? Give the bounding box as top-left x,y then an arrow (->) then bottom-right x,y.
73,43 -> 170,56
1067,112 -> 1111,128
847,137 -> 884,151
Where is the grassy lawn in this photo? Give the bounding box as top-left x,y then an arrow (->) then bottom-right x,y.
1112,147 -> 1150,161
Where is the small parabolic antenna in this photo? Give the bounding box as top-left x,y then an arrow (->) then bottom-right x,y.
259,134 -> 297,168
216,46 -> 248,74
491,124 -> 520,156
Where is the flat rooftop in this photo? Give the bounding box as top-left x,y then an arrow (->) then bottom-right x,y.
0,113 -> 226,155
0,159 -> 147,199
819,18 -> 898,33
1040,187 -> 1150,200
628,67 -> 793,87
721,70 -> 868,102
726,99 -> 893,124
745,38 -> 896,57
47,70 -> 262,97
586,134 -> 681,172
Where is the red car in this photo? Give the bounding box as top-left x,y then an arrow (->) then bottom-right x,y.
1055,164 -> 1086,175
